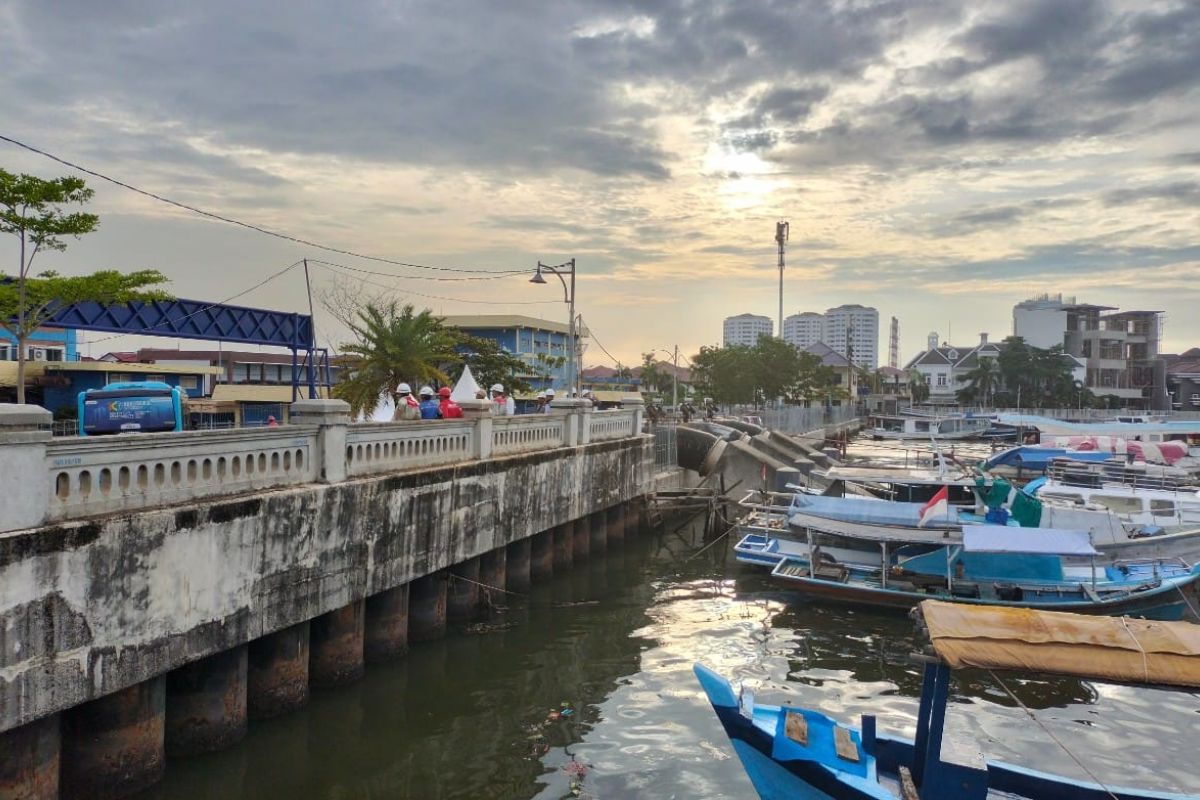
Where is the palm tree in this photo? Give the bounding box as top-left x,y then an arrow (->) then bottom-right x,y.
907,369 -> 930,403
957,357 -> 999,407
334,302 -> 462,417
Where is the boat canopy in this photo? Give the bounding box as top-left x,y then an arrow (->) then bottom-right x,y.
962,525 -> 1098,556
918,599 -> 1200,689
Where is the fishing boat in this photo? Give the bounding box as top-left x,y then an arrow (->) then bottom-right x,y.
695,599 -> 1200,799
996,414 -> 1200,455
982,445 -> 1113,481
769,526 -> 1199,620
870,413 -> 991,441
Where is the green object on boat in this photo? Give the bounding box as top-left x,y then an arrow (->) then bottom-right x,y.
975,477 -> 1042,528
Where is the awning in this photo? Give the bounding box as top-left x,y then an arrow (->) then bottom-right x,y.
962,525 -> 1098,556
919,599 -> 1200,688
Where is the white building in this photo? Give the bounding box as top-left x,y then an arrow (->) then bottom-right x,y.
723,314 -> 773,347
782,312 -> 824,350
823,304 -> 879,369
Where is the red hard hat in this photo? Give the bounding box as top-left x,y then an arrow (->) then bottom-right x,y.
438,387 -> 452,398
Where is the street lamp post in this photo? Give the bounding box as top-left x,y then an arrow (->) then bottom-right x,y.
531,259 -> 577,396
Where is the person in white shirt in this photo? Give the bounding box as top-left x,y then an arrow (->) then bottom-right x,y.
543,388 -> 556,413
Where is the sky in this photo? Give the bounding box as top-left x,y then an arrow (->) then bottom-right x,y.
2,0 -> 1199,368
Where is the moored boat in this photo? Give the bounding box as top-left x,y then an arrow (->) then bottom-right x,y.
695,599 -> 1200,799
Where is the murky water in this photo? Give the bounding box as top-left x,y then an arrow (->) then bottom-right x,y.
141,505 -> 1200,798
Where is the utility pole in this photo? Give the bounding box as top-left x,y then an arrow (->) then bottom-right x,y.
775,221 -> 789,338
672,344 -> 679,410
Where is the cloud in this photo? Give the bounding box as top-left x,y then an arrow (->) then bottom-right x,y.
1104,181 -> 1200,208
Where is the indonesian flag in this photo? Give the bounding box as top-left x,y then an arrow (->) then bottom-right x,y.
918,486 -> 950,528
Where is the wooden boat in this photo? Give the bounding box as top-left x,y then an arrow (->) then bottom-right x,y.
870,413 -> 990,441
695,599 -> 1200,799
769,526 -> 1200,620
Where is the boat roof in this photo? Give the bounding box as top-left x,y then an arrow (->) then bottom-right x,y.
918,599 -> 1200,689
962,525 -> 1099,556
820,465 -> 976,486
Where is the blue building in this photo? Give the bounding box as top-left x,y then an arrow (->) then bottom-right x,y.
39,362 -> 223,414
441,314 -> 585,393
0,326 -> 78,363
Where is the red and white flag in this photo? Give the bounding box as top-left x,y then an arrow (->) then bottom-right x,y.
918,485 -> 950,528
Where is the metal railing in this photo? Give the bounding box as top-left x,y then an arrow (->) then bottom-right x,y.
651,421 -> 678,471
755,405 -> 861,435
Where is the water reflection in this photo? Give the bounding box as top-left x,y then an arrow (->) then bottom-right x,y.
140,512 -> 1200,799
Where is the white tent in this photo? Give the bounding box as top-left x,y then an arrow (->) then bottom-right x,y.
451,364 -> 483,403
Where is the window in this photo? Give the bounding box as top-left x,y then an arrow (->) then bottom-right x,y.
108,372 -> 133,383
936,373 -> 947,387
26,346 -> 61,361
1150,499 -> 1176,517
179,376 -> 199,390
0,345 -> 10,361
1090,495 -> 1143,514
143,374 -> 165,384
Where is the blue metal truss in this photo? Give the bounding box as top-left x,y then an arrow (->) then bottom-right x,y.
45,299 -> 314,350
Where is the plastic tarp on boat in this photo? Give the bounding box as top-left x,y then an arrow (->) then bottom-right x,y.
919,599 -> 1200,688
976,476 -> 1043,528
962,526 -> 1099,556
789,493 -> 927,527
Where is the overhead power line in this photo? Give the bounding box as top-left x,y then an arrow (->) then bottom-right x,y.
0,134 -> 526,275
306,258 -> 517,282
309,260 -> 555,306
579,315 -> 624,368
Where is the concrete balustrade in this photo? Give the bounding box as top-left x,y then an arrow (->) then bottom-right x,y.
0,399 -> 643,534
0,394 -> 653,800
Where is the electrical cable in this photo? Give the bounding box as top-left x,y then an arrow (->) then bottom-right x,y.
0,134 -> 526,275
578,315 -> 624,367
305,258 -> 517,282
309,260 -> 555,306
83,260 -> 303,346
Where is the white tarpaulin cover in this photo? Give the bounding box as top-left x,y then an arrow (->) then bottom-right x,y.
962,525 -> 1098,556
450,364 -> 482,403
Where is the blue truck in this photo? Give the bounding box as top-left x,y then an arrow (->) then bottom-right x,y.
77,381 -> 186,436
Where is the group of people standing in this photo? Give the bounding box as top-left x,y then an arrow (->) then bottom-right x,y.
391,382 -> 600,420
392,383 -> 464,421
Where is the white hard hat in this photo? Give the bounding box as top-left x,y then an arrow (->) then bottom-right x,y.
491,383 -> 504,393
397,382 -> 412,394
546,388 -> 556,397
418,385 -> 434,397
537,391 -> 546,399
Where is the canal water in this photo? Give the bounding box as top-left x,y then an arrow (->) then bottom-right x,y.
139,437 -> 1200,799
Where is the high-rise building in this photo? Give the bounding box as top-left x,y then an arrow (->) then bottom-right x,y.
823,304 -> 879,369
782,312 -> 824,350
723,313 -> 773,347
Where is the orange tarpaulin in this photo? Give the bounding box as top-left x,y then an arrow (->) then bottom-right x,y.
919,600 -> 1200,688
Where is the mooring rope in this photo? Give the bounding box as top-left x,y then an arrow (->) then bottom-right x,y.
683,522 -> 737,563
1118,616 -> 1150,684
1175,584 -> 1200,621
986,669 -> 1120,800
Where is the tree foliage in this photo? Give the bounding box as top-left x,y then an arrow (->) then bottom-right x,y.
334,302 -> 462,417
990,336 -> 1091,408
2,170 -> 170,402
690,337 -> 843,406
451,334 -> 532,395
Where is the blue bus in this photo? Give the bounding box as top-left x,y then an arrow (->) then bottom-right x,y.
77,381 -> 186,436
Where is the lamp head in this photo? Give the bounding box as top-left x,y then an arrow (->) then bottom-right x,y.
529,268 -> 547,285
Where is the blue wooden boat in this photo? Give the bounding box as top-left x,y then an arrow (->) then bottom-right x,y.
769,526 -> 1200,621
695,599 -> 1200,799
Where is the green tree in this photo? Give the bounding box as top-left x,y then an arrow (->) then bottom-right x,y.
533,352 -> 565,388
907,368 -> 930,403
334,302 -> 461,417
640,353 -> 665,393
1,171 -> 171,403
750,336 -> 801,403
956,357 -> 999,407
452,334 -> 532,395
690,344 -> 756,405
790,351 -> 834,403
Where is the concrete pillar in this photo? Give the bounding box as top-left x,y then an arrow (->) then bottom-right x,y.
606,505 -> 625,547
621,394 -> 646,434
572,515 -> 591,560
459,400 -> 493,458
288,399 -> 351,483
247,621 -> 310,720
589,511 -> 608,555
61,677 -> 165,800
530,531 -> 554,583
553,521 -> 574,571
365,584 -> 410,663
409,572 -> 447,642
448,557 -> 481,623
479,548 -> 507,611
505,537 -> 532,592
0,714 -> 59,800
0,404 -> 51,532
165,646 -> 247,757
309,600 -> 364,688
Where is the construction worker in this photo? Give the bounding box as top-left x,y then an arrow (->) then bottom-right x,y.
490,383 -> 514,416
418,386 -> 440,419
438,387 -> 463,419
535,391 -> 547,414
543,388 -> 556,413
393,383 -> 421,421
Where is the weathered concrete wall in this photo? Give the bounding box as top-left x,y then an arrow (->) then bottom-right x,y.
0,435 -> 652,734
